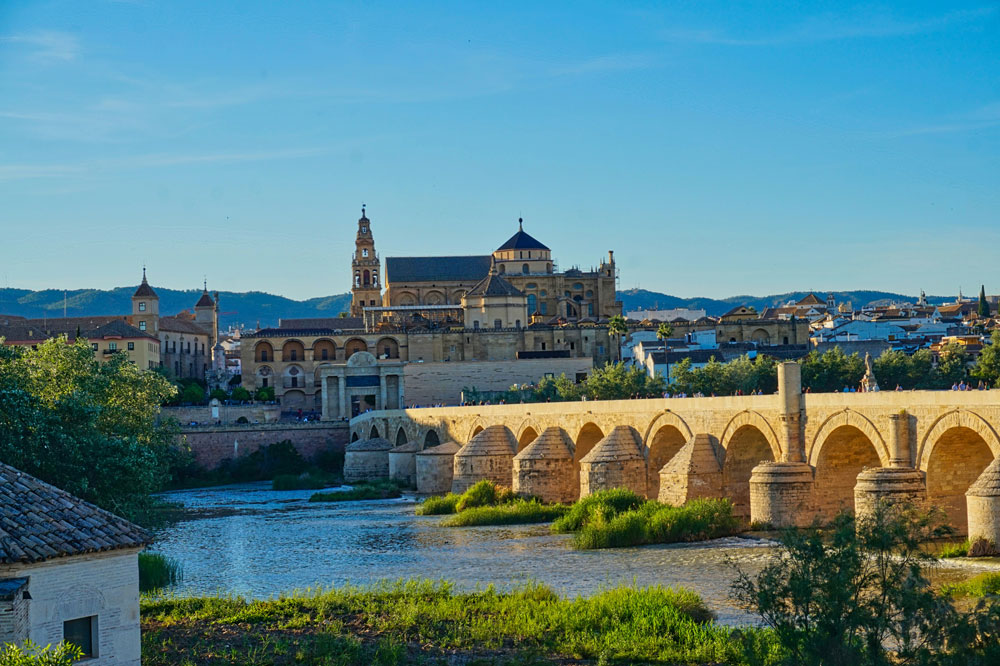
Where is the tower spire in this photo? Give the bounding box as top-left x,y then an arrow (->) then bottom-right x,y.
518,217 -> 523,231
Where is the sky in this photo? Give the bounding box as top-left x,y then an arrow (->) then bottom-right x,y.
1,1 -> 998,300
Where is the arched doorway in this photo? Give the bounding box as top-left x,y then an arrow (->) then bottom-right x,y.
723,425 -> 775,518
313,339 -> 336,361
518,427 -> 539,452
344,338 -> 368,361
813,425 -> 882,522
254,341 -> 273,363
281,340 -> 305,362
376,337 -> 400,359
926,427 -> 994,533
646,425 -> 687,500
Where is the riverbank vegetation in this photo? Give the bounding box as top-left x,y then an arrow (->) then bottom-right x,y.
944,572 -> 1000,598
140,579 -> 762,666
733,504 -> 1000,665
139,553 -> 183,592
415,481 -> 569,526
552,490 -> 741,550
309,480 -> 402,502
170,442 -> 345,490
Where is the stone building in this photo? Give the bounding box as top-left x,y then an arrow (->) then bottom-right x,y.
0,317 -> 161,369
0,462 -> 149,665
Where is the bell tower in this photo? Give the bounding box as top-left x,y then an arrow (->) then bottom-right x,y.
350,205 -> 382,317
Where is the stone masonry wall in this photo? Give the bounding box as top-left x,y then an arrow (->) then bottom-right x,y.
178,423 -> 349,469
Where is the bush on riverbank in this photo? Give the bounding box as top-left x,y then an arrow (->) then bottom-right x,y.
140,579 -> 762,665
574,497 -> 741,550
309,480 -> 401,502
551,487 -> 646,533
944,572 -> 1000,598
0,642 -> 83,666
442,499 -> 569,526
414,493 -> 460,515
937,539 -> 970,558
138,553 -> 182,592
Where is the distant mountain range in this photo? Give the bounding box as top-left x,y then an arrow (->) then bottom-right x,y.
0,286 -> 954,330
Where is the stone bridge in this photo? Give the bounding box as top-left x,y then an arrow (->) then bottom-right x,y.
350,364 -> 1000,540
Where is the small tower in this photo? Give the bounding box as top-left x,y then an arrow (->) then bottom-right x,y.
194,280 -> 216,330
350,206 -> 382,317
131,267 -> 159,334
826,293 -> 836,311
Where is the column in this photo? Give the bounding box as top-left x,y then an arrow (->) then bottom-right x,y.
854,411 -> 925,524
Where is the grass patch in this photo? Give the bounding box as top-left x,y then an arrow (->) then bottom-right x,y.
937,540 -> 971,558
309,480 -> 402,502
943,572 -> 1000,598
139,553 -> 182,593
442,499 -> 569,526
414,493 -> 460,515
140,579 -> 766,665
551,489 -> 742,550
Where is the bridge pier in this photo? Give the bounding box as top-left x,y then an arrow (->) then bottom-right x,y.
579,426 -> 647,498
452,425 -> 517,493
854,413 -> 927,523
966,457 -> 1000,551
512,427 -> 577,503
416,441 -> 460,493
657,434 -> 722,505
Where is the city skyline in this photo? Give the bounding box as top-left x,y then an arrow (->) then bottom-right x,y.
2,1 -> 998,298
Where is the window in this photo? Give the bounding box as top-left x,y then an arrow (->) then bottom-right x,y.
522,263 -> 529,274
289,350 -> 298,361
128,342 -> 135,350
362,248 -> 369,257
321,349 -> 329,360
597,345 -> 604,354
539,290 -> 547,297
63,616 -> 96,658
108,342 -> 117,351
262,378 -> 268,387
91,343 -> 98,351
370,299 -> 375,306
494,319 -> 502,329
540,302 -> 548,315
499,264 -> 505,274
138,301 -> 146,312
260,350 -> 269,362
527,294 -> 537,313
361,225 -> 368,233
473,321 -> 480,330
515,319 -> 521,328
573,283 -> 584,290
139,320 -> 146,331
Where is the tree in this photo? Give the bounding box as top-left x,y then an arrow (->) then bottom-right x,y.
0,337 -> 178,520
973,330 -> 1000,388
581,362 -> 665,400
181,383 -> 206,404
608,315 -> 628,362
656,322 -> 674,343
230,386 -> 252,401
801,348 -> 865,393
978,285 -> 990,318
732,503 -> 1000,666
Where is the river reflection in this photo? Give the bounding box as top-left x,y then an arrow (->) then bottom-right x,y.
154,482 -> 777,624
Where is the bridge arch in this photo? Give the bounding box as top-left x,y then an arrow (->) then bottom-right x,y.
575,423 -> 605,463
369,424 -> 381,440
919,410 -> 999,533
722,424 -> 776,518
809,409 -> 890,468
642,412 -> 693,500
515,420 -> 541,452
395,426 -> 408,447
423,429 -> 441,448
811,415 -> 884,521
720,410 -> 781,460
467,419 -> 488,443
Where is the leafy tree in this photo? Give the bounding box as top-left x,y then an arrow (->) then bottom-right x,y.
667,354 -> 778,396
978,285 -> 990,318
230,386 -> 252,401
209,388 -> 229,402
932,343 -> 969,389
732,504 -> 1000,666
656,322 -> 674,342
581,362 -> 665,400
531,373 -> 581,402
972,330 -> 1000,388
0,337 -> 177,520
801,348 -> 865,392
181,383 -> 206,404
255,385 -> 275,401
608,314 -> 628,362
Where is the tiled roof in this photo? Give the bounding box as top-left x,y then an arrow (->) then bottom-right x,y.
0,316 -> 156,343
195,290 -> 214,307
159,316 -> 210,335
967,457 -> 1000,496
133,276 -> 157,299
796,293 -> 824,305
277,317 -> 365,330
0,462 -> 150,564
416,441 -> 462,456
346,437 -> 393,452
466,272 -> 524,298
88,319 -> 158,341
390,441 -> 422,453
513,427 -> 573,461
385,255 -> 491,284
496,223 -> 550,251
579,426 -> 643,463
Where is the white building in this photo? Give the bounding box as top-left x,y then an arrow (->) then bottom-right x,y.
0,463 -> 149,665
625,307 -> 707,322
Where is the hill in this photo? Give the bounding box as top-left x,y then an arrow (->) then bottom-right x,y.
0,286 -> 951,329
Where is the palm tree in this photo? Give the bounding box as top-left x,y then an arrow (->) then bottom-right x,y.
608,314 -> 628,363
656,322 -> 674,343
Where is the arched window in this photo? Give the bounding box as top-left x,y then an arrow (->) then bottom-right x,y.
363,269 -> 370,285
498,264 -> 506,274
527,294 -> 537,313
522,263 -> 529,274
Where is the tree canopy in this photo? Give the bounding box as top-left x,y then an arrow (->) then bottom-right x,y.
0,337 -> 178,520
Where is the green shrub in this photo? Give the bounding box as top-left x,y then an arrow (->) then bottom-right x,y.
228,440 -> 306,482
455,480 -> 516,511
415,493 -> 461,515
138,552 -> 182,592
938,540 -> 970,558
310,481 -> 401,502
0,642 -> 83,666
551,488 -> 646,533
255,386 -> 275,401
230,386 -> 252,401
208,388 -> 228,402
181,383 -> 206,404
944,572 -> 1000,598
443,499 -> 569,526
313,448 -> 346,474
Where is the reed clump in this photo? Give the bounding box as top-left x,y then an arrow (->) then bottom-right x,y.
309,480 -> 402,502
138,552 -> 183,592
417,480 -> 567,526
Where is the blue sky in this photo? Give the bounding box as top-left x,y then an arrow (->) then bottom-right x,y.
1,1 -> 998,300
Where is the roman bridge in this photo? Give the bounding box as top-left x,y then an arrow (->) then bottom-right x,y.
349,364 -> 1000,538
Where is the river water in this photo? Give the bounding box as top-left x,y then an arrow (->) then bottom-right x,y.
151,483 -> 1000,626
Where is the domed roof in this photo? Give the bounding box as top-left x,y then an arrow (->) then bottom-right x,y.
514,427 -> 573,461
416,441 -> 462,456
346,437 -> 393,452
967,456 -> 1000,497
390,441 -> 422,453
579,426 -> 643,463
496,219 -> 549,252
456,425 -> 517,457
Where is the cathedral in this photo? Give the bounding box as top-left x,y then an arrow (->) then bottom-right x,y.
350,207 -> 621,328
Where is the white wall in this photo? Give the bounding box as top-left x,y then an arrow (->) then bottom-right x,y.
0,549 -> 142,666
